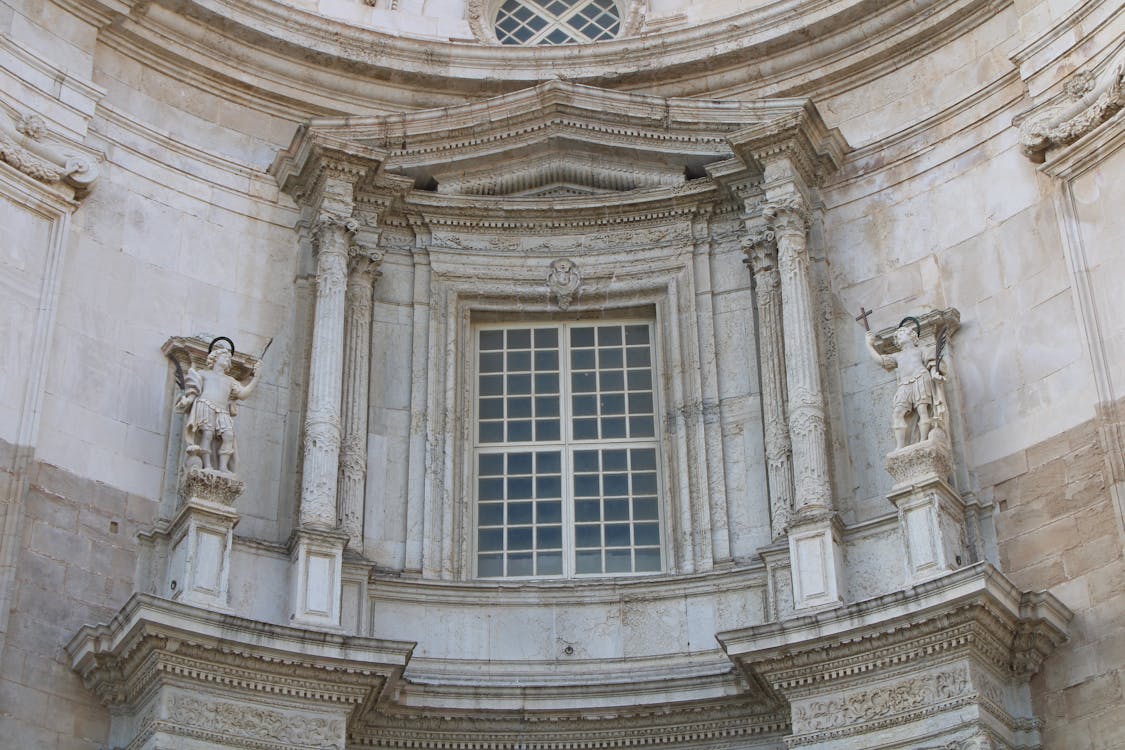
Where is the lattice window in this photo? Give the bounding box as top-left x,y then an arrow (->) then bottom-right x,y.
475,322 -> 663,578
494,0 -> 623,45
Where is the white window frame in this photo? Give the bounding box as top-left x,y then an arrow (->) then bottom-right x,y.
470,316 -> 667,580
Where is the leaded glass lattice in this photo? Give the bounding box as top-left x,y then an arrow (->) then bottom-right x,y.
494,0 -> 622,45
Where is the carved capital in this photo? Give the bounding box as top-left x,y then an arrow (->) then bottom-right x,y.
312,214 -> 359,256
742,229 -> 778,276
347,243 -> 385,280
762,196 -> 810,237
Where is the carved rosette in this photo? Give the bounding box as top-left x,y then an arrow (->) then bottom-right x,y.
179,467 -> 245,506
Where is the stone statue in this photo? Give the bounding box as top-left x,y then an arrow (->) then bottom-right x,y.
865,318 -> 947,450
175,343 -> 261,474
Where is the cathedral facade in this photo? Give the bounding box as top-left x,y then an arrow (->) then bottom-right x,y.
1,0 -> 1123,747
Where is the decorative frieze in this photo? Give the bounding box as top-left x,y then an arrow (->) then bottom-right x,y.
166,694 -> 343,749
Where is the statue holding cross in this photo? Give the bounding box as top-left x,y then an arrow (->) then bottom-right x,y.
862,314 -> 948,450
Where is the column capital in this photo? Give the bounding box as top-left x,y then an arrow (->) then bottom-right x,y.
741,228 -> 778,276
347,242 -> 385,280
761,194 -> 811,238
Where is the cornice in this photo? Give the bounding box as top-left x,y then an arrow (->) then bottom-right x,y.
77,0 -> 1011,110
67,594 -> 415,712
717,564 -> 1072,696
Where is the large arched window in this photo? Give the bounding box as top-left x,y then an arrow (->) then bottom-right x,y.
494,0 -> 623,45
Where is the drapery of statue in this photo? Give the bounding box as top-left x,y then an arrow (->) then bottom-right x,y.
165,336 -> 262,505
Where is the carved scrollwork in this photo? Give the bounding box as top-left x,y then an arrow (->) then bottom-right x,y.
742,228 -> 778,276
167,695 -> 342,748
792,667 -> 970,734
0,111 -> 99,192
1018,63 -> 1124,163
348,243 -> 385,279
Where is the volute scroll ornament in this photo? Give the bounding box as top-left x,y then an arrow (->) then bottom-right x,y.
0,111 -> 99,195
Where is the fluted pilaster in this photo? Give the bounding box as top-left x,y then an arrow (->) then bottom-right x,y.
764,195 -> 833,514
299,214 -> 356,529
338,243 -> 383,549
744,229 -> 794,540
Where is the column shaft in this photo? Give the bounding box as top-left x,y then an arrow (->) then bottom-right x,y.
338,246 -> 382,549
745,230 -> 794,539
299,216 -> 355,529
766,198 -> 833,513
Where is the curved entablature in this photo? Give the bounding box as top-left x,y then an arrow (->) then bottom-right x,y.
79,0 -> 1010,108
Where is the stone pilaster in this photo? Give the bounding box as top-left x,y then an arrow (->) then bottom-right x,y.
338,242 -> 383,550
744,229 -> 793,541
300,213 -> 357,530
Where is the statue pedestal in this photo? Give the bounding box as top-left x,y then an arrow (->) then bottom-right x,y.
289,527 -> 349,631
885,440 -> 967,585
787,513 -> 844,611
166,469 -> 243,611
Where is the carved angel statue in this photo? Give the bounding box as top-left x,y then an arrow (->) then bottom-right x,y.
865,319 -> 948,450
175,344 -> 260,474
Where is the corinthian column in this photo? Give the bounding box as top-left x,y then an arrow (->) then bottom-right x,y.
764,195 -> 833,515
338,242 -> 384,549
744,229 -> 793,540
300,214 -> 357,530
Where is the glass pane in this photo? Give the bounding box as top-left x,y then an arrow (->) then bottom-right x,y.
480,330 -> 504,350
534,373 -> 559,393
599,371 -> 624,391
635,523 -> 660,546
480,352 -> 503,372
536,451 -> 561,473
629,416 -> 655,437
478,528 -> 503,551
535,328 -> 558,348
627,370 -> 651,390
508,502 -> 533,525
508,397 -> 532,419
632,448 -> 656,469
537,526 -> 562,548
480,375 -> 503,396
605,499 -> 629,521
576,525 -> 601,548
576,550 -> 602,574
535,350 -> 559,370
508,453 -> 533,474
601,417 -> 626,439
508,528 -> 533,550
573,418 -> 598,440
572,372 -> 597,393
507,374 -> 531,394
603,473 -> 628,496
507,421 -> 533,442
478,554 -> 503,577
571,349 -> 596,370
536,475 -> 561,497
537,551 -> 562,575
479,503 -> 504,526
574,474 -> 600,497
508,552 -> 533,576
507,476 -> 533,499
598,326 -> 622,346
571,327 -> 595,346
573,395 -> 597,416
606,549 -> 632,573
507,350 -> 531,370
537,500 -> 562,523
603,450 -> 627,470
605,523 -> 630,547
480,398 -> 504,419
633,472 -> 657,494
628,393 -> 653,414
575,500 -> 601,522
479,423 -> 504,443
479,453 -> 504,475
633,497 -> 659,520
574,450 -> 599,471
627,347 -> 651,367
634,548 -> 661,572
601,394 -> 625,415
625,325 -> 649,345
599,348 -> 623,369
535,420 -> 560,441
507,329 -> 531,348
479,477 -> 504,500
535,396 -> 560,417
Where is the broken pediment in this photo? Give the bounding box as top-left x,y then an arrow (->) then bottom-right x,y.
274,81 -> 846,204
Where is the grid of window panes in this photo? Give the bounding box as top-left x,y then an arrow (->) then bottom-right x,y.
494,0 -> 622,46
475,322 -> 661,578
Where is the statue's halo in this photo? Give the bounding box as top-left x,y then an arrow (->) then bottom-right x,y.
208,336 -> 236,357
